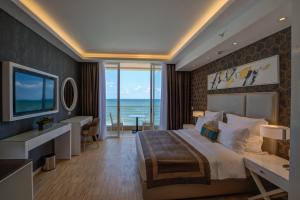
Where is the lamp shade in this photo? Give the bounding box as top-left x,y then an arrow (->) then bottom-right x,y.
260,125 -> 290,140
193,111 -> 204,118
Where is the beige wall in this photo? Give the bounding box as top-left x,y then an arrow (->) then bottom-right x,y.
290,0 -> 300,199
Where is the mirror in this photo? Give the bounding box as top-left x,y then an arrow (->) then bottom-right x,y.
61,77 -> 78,114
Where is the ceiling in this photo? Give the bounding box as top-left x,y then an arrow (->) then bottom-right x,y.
174,0 -> 291,71
5,0 -> 291,70
13,0 -> 230,60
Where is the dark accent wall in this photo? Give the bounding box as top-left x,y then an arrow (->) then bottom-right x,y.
191,28 -> 291,159
191,28 -> 291,127
0,9 -> 80,169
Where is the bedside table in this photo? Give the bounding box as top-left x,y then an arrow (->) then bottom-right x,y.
183,124 -> 195,129
244,154 -> 289,200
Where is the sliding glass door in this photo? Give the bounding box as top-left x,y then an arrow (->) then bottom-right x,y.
105,62 -> 161,137
105,63 -> 120,137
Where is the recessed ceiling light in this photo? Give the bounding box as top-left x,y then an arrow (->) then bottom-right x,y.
233,42 -> 238,45
279,17 -> 287,22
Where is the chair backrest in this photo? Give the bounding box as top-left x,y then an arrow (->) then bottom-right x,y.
89,118 -> 100,136
109,113 -> 114,124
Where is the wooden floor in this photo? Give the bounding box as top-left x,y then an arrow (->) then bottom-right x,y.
34,137 -> 252,200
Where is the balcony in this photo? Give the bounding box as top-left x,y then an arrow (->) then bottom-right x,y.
106,105 -> 160,136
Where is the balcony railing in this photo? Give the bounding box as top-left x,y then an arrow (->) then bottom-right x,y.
106,105 -> 160,126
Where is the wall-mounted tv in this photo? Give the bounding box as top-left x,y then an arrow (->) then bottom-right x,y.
2,62 -> 59,121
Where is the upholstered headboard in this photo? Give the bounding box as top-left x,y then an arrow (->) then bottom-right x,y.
245,92 -> 278,124
207,92 -> 278,124
207,92 -> 279,154
207,93 -> 246,116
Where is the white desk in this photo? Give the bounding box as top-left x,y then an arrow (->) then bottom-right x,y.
62,116 -> 93,155
0,123 -> 71,160
0,160 -> 33,200
244,154 -> 289,200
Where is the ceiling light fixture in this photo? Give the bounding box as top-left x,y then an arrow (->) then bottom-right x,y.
15,0 -> 231,60
233,42 -> 238,45
279,17 -> 287,22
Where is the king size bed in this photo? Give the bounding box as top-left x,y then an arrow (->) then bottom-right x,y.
136,92 -> 279,200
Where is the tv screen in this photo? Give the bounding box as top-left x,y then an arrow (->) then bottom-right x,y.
13,69 -> 56,116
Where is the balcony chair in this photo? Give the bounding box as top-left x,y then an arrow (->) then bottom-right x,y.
81,118 -> 100,151
109,113 -> 124,132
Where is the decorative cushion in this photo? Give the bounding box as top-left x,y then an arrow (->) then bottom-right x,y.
200,123 -> 220,142
195,117 -> 217,132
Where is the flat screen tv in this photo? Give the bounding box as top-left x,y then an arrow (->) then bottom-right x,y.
2,62 -> 59,121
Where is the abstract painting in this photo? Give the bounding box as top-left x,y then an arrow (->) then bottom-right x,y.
207,55 -> 279,90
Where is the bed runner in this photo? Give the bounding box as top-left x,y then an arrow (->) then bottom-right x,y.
138,130 -> 210,188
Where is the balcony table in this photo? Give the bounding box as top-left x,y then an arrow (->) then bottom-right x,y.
128,114 -> 145,133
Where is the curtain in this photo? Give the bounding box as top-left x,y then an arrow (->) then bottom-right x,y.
98,61 -> 107,140
81,62 -> 99,118
167,64 -> 191,130
159,64 -> 168,130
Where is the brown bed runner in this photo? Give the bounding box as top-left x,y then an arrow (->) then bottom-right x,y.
138,130 -> 210,188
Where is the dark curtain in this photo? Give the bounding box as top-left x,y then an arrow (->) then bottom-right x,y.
81,62 -> 99,118
167,64 -> 191,130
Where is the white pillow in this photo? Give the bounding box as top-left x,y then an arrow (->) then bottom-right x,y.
195,117 -> 217,131
205,110 -> 223,121
226,114 -> 268,153
218,121 -> 249,153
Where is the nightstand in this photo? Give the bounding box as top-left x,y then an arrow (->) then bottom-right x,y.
244,154 -> 289,200
183,124 -> 195,129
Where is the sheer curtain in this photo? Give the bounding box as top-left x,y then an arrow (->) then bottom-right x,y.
159,63 -> 168,130
98,61 -> 107,140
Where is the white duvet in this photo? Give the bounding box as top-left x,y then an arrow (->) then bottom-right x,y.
136,128 -> 247,181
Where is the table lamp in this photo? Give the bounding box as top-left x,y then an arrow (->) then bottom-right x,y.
192,111 -> 204,118
260,125 -> 290,168
260,125 -> 290,142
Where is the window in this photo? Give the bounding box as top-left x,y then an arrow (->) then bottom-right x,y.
105,62 -> 162,137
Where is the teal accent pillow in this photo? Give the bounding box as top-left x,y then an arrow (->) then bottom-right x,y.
200,123 -> 219,142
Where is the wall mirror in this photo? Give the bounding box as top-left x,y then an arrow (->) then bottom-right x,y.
61,77 -> 78,114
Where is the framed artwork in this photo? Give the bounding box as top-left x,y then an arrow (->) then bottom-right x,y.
207,55 -> 279,90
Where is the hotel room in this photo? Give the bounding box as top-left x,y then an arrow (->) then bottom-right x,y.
0,0 -> 299,200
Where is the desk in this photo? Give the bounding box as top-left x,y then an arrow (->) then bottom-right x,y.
0,123 -> 71,160
0,160 -> 33,200
62,116 -> 93,155
128,114 -> 145,133
244,154 -> 289,200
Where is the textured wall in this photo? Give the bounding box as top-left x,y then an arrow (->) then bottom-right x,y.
0,9 -> 80,169
191,28 -> 291,159
191,28 -> 291,127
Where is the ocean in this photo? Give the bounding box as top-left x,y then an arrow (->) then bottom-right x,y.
106,99 -> 160,126
15,99 -> 55,113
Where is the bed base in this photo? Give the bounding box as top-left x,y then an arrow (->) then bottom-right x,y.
142,178 -> 256,200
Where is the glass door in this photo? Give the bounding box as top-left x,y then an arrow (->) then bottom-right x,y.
105,62 -> 162,136
105,63 -> 120,137
120,63 -> 151,134
152,64 -> 162,129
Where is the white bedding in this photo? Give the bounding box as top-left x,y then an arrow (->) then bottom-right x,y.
136,128 -> 248,181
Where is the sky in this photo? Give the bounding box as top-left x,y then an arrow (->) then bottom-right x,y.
106,69 -> 161,99
15,71 -> 54,100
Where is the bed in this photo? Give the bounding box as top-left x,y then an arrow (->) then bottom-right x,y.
136,92 -> 278,200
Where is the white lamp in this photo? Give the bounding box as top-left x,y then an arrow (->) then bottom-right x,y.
260,125 -> 290,169
192,111 -> 204,118
260,125 -> 290,141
